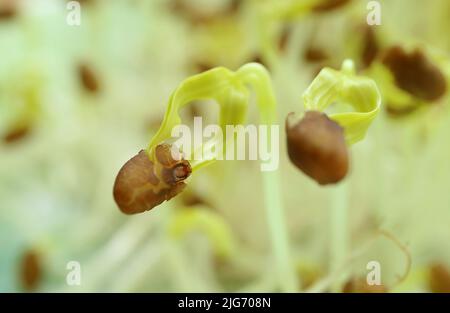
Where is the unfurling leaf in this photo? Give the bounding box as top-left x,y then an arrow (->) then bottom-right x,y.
302,60 -> 381,145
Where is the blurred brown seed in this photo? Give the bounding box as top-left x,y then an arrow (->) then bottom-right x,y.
385,103 -> 420,118
78,64 -> 100,93
180,189 -> 212,208
278,26 -> 292,53
181,193 -> 206,207
3,124 -> 31,144
382,46 -> 447,102
343,277 -> 387,293
304,47 -> 328,63
312,0 -> 351,13
0,0 -> 16,20
429,263 -> 450,293
286,111 -> 348,185
113,145 -> 192,215
20,250 -> 41,292
361,26 -> 379,68
193,62 -> 214,73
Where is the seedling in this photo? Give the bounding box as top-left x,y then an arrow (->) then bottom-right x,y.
113,58 -> 381,292
113,62 -> 298,291
285,59 -> 380,291
286,60 -> 380,184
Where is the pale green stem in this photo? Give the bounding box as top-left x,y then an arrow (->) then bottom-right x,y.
330,180 -> 349,292
262,171 -> 298,292
257,0 -> 317,68
238,64 -> 298,292
166,240 -> 206,292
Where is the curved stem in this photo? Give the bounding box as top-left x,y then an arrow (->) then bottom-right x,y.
238,64 -> 298,292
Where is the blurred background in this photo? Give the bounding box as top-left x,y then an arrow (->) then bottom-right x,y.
1,0 -> 450,292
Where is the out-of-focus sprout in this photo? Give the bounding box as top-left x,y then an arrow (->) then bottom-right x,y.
254,0 -> 351,67
305,229 -> 411,293
168,206 -> 236,260
1,67 -> 42,145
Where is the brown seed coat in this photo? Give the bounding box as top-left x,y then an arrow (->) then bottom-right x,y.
113,145 -> 191,214
382,46 -> 447,102
20,250 -> 41,291
286,111 -> 349,185
429,263 -> 450,293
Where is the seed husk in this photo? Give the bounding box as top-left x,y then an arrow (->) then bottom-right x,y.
361,26 -> 379,68
78,63 -> 100,94
304,47 -> 328,63
312,0 -> 351,13
3,124 -> 31,144
429,263 -> 450,293
20,250 -> 41,292
278,26 -> 292,53
286,111 -> 349,185
382,46 -> 447,102
385,103 -> 420,118
0,0 -> 16,20
113,144 -> 192,214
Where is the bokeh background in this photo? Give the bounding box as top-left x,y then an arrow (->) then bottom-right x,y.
1,0 -> 450,292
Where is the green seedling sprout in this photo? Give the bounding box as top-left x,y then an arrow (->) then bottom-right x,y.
114,59 -> 381,291
286,59 -> 380,182
114,62 -> 298,291
1,67 -> 41,144
303,59 -> 380,143
168,206 -> 237,260
286,59 -> 380,291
